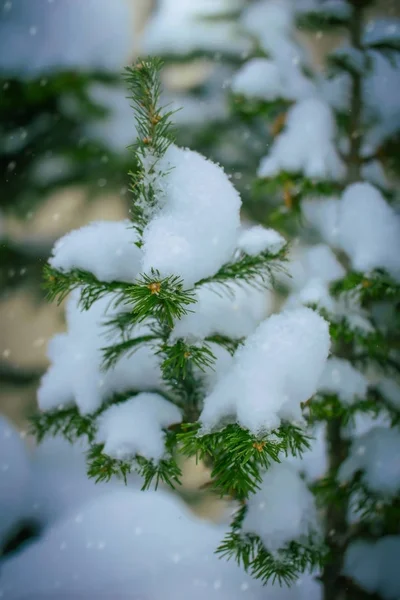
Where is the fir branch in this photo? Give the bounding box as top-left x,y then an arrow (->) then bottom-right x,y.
30,406 -> 96,444
124,58 -> 175,239
125,270 -> 196,328
205,334 -> 244,356
296,8 -> 352,31
30,391 -> 161,446
217,506 -> 326,586
43,264 -> 129,309
87,443 -> 133,484
231,94 -> 290,123
322,311 -> 400,374
87,438 -> 181,490
256,171 -> 342,203
158,339 -> 216,381
330,269 -> 400,303
178,423 -> 310,500
101,334 -> 160,370
306,393 -> 382,426
196,246 -> 288,292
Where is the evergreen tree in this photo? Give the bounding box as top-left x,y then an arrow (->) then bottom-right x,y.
232,1 -> 400,598
30,57 -> 334,592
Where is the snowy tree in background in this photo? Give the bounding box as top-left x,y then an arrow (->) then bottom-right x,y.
140,0 -> 277,200
232,0 -> 400,598
9,58 -> 337,598
0,0 -> 135,389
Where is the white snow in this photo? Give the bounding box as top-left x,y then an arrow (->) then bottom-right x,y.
242,462 -> 319,553
303,184 -> 400,281
0,0 -> 134,74
331,46 -> 367,74
97,394 -> 182,463
363,17 -> 400,47
38,291 -> 163,415
287,244 -> 345,289
200,307 -> 330,433
258,98 -> 345,181
285,278 -> 336,312
237,225 -> 286,256
26,436 -> 132,528
0,487 -> 320,600
142,145 -> 241,288
200,343 -> 235,392
378,378 -> 400,411
172,283 -> 269,342
0,416 -> 30,549
288,424 -> 328,483
49,221 -> 142,283
232,59 -> 285,100
344,536 -> 400,600
141,0 -> 248,57
302,197 -> 341,247
242,0 -> 304,66
361,159 -> 389,190
337,183 -> 400,281
231,58 -> 314,102
317,358 -> 368,404
283,243 -> 345,310
339,427 -> 400,497
239,1 -> 316,103
165,90 -> 228,128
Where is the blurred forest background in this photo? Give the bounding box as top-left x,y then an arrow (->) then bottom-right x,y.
1,0 -> 399,432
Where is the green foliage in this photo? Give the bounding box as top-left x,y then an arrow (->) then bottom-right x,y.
327,50 -> 371,78
256,171 -> 342,201
125,58 -> 176,240
296,9 -> 351,31
197,245 -> 289,291
0,70 -> 128,218
101,333 -> 159,370
43,264 -> 130,308
330,269 -> 400,304
178,423 -> 311,500
307,392 -> 381,426
217,506 -> 326,586
30,406 -> 97,444
32,56 -> 322,590
124,270 -> 196,327
364,36 -> 400,66
230,94 -> 290,123
87,441 -> 182,490
158,339 -> 216,380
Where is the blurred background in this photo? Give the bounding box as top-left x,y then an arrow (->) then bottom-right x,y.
0,0 -> 399,429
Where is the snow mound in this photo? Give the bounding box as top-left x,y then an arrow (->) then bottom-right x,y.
142,145 -> 241,288
0,488 -> 304,600
317,358 -> 368,404
258,98 -> 345,181
141,0 -> 248,57
97,394 -> 182,463
38,291 -> 162,415
237,225 -> 286,256
337,183 -> 400,281
0,416 -> 30,549
200,307 -> 330,433
242,462 -> 319,552
344,536 -> 400,600
49,221 -> 142,283
339,427 -> 400,497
